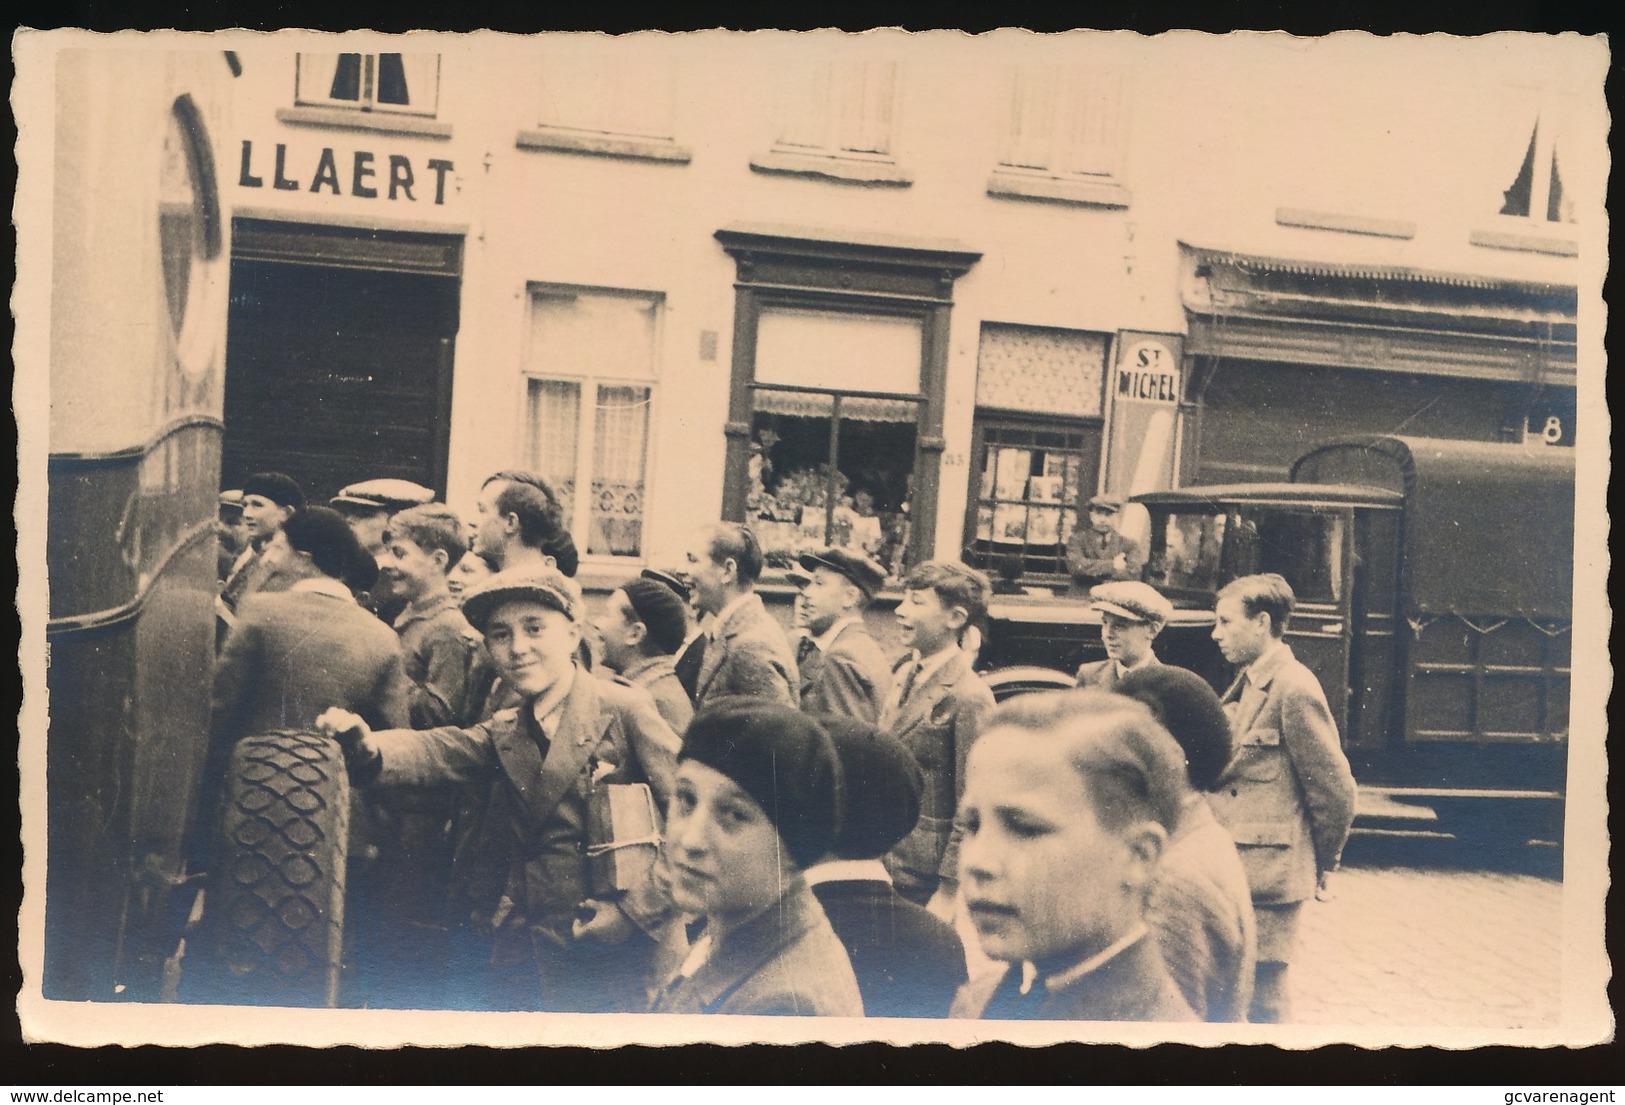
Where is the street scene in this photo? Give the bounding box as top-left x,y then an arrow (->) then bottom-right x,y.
15,29 -> 1608,1047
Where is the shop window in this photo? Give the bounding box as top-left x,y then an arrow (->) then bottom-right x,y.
715,227 -> 982,579
750,61 -> 912,184
295,53 -> 440,118
747,308 -> 925,577
963,323 -> 1109,583
988,66 -> 1130,208
518,55 -> 691,163
522,287 -> 660,559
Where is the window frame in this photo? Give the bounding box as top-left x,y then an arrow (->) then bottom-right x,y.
962,410 -> 1105,584
294,52 -> 442,118
988,65 -> 1131,209
749,60 -> 913,186
714,228 -> 981,577
519,284 -> 664,563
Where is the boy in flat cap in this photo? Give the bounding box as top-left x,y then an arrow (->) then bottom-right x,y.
597,576 -> 695,736
1075,580 -> 1175,691
318,567 -> 681,1013
1065,494 -> 1145,593
793,548 -> 894,724
804,715 -> 968,1018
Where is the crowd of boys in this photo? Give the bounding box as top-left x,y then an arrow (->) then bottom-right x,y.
205,468 -> 1356,1023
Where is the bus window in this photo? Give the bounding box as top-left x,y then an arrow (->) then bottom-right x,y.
1147,510 -> 1227,593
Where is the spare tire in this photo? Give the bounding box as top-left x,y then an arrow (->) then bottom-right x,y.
201,730 -> 350,1007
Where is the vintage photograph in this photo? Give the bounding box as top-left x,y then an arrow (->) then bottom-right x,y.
12,28 -> 1611,1050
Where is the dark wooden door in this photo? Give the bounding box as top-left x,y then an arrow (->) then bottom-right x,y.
221,222 -> 461,502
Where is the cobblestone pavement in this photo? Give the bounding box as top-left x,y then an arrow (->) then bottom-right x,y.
1290,833 -> 1564,1029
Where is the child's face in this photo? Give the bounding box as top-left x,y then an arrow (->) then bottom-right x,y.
959,727 -> 1149,974
482,600 -> 581,696
896,587 -> 963,656
378,534 -> 444,603
447,552 -> 493,597
665,760 -> 795,928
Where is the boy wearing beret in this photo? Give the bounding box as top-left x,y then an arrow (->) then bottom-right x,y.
597,576 -> 695,735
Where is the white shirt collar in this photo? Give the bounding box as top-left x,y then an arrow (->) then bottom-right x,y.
811,614 -> 862,653
803,858 -> 891,887
290,577 -> 355,601
1113,653 -> 1157,680
1020,923 -> 1149,995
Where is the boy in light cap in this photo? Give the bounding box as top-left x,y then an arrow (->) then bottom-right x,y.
1075,580 -> 1175,691
317,566 -> 682,1013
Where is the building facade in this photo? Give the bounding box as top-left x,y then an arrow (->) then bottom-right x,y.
217,32 -> 1598,597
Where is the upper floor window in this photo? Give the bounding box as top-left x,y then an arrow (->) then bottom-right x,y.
750,61 -> 911,185
296,53 -> 440,118
517,54 -> 690,163
522,287 -> 663,560
989,67 -> 1130,208
1499,118 -> 1571,223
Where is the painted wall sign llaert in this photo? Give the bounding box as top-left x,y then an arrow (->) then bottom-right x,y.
238,140 -> 454,205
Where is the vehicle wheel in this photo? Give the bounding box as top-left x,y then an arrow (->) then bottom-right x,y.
200,730 -> 350,1007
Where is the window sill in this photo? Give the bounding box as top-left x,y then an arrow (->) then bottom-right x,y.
1275,207 -> 1417,239
276,105 -> 453,140
749,148 -> 913,186
1467,226 -> 1579,257
516,127 -> 692,165
987,169 -> 1130,209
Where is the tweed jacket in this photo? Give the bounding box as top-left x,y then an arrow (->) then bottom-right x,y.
1074,653 -> 1162,692
369,670 -> 682,943
622,654 -> 695,736
951,932 -> 1198,1023
1210,641 -> 1358,906
1146,796 -> 1258,1022
809,869 -> 968,1018
672,631 -> 707,703
798,618 -> 894,725
693,592 -> 798,708
211,586 -> 411,744
394,592 -> 494,728
650,877 -> 864,1017
879,648 -> 996,898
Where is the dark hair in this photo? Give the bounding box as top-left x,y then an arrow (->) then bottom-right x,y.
281,505 -> 369,584
986,690 -> 1185,835
902,560 -> 991,629
704,522 -> 764,585
1218,572 -> 1296,638
387,504 -> 468,569
241,471 -> 306,512
619,577 -> 689,656
488,478 -> 561,547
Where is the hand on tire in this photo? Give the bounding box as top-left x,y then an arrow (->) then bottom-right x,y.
314,708 -> 381,783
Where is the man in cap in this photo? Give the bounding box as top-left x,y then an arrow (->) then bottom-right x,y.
1065,494 -> 1145,593
793,548 -> 894,724
804,715 -> 968,1018
644,568 -> 708,704
217,471 -> 306,640
684,522 -> 797,707
331,478 -> 437,623
317,566 -> 682,1013
1075,580 -> 1175,691
597,576 -> 695,735
216,490 -> 248,583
